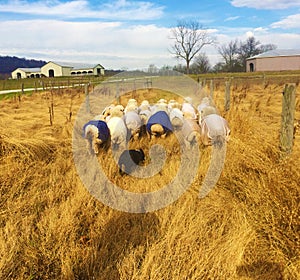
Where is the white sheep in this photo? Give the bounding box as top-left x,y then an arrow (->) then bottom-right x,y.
101,104 -> 115,121
83,120 -> 110,154
139,109 -> 152,124
124,110 -> 142,140
125,101 -> 139,114
124,99 -> 138,113
167,99 -> 181,113
139,100 -> 151,112
107,117 -> 128,151
181,118 -> 201,149
106,104 -> 127,150
181,108 -> 201,148
151,102 -> 169,115
146,110 -> 173,139
169,107 -> 184,131
200,106 -> 230,148
182,102 -> 197,120
127,98 -> 138,106
197,97 -> 212,123
139,108 -> 152,136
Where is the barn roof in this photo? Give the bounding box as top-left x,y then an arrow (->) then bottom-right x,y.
50,61 -> 104,70
248,49 -> 300,60
72,64 -> 104,70
48,61 -> 73,68
17,68 -> 41,72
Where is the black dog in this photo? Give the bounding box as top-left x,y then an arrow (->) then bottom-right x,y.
118,149 -> 145,175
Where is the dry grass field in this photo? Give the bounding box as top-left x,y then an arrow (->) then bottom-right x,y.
0,76 -> 299,280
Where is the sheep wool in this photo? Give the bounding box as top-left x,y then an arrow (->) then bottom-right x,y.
83,120 -> 110,142
146,111 -> 173,134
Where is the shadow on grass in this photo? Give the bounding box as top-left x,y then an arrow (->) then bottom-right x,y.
77,212 -> 160,280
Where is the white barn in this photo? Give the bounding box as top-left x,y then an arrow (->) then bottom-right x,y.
41,61 -> 73,77
11,68 -> 42,79
11,61 -> 105,79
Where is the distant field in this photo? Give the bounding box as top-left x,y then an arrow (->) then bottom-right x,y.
0,75 -> 106,93
0,73 -> 299,279
1,69 -> 300,91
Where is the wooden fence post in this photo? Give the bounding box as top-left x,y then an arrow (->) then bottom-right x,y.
116,81 -> 120,104
224,80 -> 231,112
280,84 -> 296,155
85,83 -> 90,113
18,83 -> 24,102
197,77 -> 202,90
210,79 -> 214,98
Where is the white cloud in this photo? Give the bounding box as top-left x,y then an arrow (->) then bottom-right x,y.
0,0 -> 164,20
0,19 -> 173,69
255,32 -> 300,49
246,31 -> 254,37
224,16 -> 240,22
230,0 -> 300,9
212,26 -> 300,59
271,13 -> 300,29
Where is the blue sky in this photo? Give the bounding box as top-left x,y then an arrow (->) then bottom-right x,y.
0,0 -> 299,69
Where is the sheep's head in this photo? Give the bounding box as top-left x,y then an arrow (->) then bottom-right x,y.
183,111 -> 196,120
110,105 -> 125,117
127,98 -> 138,107
125,104 -> 138,113
141,100 -> 150,106
102,104 -> 115,118
140,113 -> 149,125
158,98 -> 167,104
154,103 -> 168,113
201,106 -> 217,117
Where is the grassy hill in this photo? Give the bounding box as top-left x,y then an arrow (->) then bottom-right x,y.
0,77 -> 299,279
0,56 -> 46,78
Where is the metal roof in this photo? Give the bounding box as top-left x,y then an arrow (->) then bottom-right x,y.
72,64 -> 104,70
17,68 -> 41,72
248,49 -> 300,60
50,61 -> 104,70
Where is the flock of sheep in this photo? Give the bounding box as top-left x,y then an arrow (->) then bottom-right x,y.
83,96 -> 230,174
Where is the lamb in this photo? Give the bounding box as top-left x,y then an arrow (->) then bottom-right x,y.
83,120 -> 110,154
200,106 -> 230,148
146,110 -> 173,139
182,102 -> 197,120
101,104 -> 115,121
118,149 -> 145,175
139,108 -> 152,137
181,112 -> 201,149
197,97 -> 211,123
125,99 -> 138,113
124,110 -> 142,140
139,100 -> 150,111
127,98 -> 138,107
109,104 -> 125,117
106,105 -> 127,150
169,107 -> 184,131
167,99 -> 178,111
139,106 -> 152,123
151,102 -> 169,114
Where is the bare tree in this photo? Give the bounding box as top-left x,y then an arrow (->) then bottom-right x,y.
238,37 -> 277,70
218,39 -> 242,72
190,53 -> 211,74
169,20 -> 216,74
216,36 -> 277,72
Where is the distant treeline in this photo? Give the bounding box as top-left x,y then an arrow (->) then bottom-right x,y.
0,55 -> 46,78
